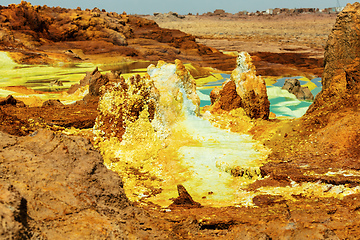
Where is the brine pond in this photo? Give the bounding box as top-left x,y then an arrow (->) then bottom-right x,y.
0,52 -> 323,207
0,52 -> 322,118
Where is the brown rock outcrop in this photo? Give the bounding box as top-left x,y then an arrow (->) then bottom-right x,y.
258,3 -> 360,192
0,98 -> 98,131
0,95 -> 26,107
168,185 -> 202,209
0,106 -> 32,136
0,129 -> 129,238
66,67 -> 111,109
68,67 -> 108,95
0,1 -> 236,71
209,86 -> 221,105
282,78 -> 314,100
309,3 -> 360,113
210,52 -> 269,119
153,11 -> 185,20
0,129 -> 179,239
0,181 -> 28,239
250,52 -> 324,78
41,99 -> 64,107
81,67 -> 109,96
210,80 -> 242,111
0,1 -> 129,46
230,52 -> 269,119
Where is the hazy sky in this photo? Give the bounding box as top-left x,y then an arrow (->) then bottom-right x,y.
1,0 -> 357,15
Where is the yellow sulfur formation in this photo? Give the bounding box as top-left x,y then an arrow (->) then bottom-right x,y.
100,109 -> 164,201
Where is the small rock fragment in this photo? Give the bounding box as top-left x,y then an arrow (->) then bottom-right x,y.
282,78 -> 314,100
168,185 -> 202,209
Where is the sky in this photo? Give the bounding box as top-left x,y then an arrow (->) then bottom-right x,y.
1,0 -> 358,15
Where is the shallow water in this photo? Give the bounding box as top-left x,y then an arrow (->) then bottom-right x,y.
198,74 -> 322,118
175,114 -> 268,205
0,51 -> 152,93
267,86 -> 313,118
0,51 -> 320,118
1,64 -> 98,92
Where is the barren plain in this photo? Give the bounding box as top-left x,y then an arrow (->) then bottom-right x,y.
149,13 -> 338,77
150,13 -> 335,50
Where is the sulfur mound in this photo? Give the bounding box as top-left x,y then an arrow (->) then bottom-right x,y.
93,59 -> 200,201
210,52 -> 270,119
94,59 -> 200,143
94,73 -> 157,142
231,52 -> 270,119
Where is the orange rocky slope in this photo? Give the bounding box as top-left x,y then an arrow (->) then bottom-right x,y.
259,3 -> 360,186
0,1 -> 235,70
